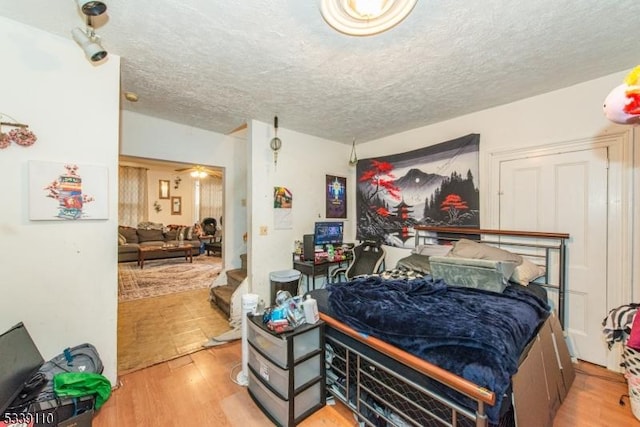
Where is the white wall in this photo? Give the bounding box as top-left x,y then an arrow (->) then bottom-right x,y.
0,17 -> 120,383
145,170 -> 196,226
357,70 -> 638,281
247,120 -> 352,303
120,111 -> 247,270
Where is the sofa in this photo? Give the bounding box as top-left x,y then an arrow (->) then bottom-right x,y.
118,223 -> 203,263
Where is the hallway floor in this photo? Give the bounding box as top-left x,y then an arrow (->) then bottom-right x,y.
117,287 -> 231,374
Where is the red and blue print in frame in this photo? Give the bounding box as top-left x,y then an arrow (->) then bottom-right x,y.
326,174 -> 347,219
356,133 -> 480,248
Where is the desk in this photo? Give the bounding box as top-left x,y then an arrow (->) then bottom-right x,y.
292,258 -> 349,291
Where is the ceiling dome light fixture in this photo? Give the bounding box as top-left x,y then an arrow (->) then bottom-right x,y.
320,0 -> 417,36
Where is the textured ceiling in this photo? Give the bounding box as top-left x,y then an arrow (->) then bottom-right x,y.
2,1 -> 640,143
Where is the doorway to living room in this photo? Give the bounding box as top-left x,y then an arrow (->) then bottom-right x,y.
116,156 -> 229,373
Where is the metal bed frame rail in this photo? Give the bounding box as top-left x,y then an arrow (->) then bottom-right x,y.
413,226 -> 570,327
323,314 -> 494,427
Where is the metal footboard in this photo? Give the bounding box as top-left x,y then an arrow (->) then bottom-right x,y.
325,333 -> 489,427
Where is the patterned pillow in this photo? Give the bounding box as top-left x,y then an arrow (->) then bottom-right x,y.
118,233 -> 127,245
184,226 -> 194,240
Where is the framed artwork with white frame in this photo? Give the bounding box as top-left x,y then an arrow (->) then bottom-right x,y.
159,179 -> 170,199
29,161 -> 109,220
171,196 -> 182,215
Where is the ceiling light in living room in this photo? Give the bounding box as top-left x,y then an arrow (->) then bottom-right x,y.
189,165 -> 209,179
190,170 -> 208,179
320,0 -> 417,36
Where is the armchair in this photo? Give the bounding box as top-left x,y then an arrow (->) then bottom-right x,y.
201,217 -> 222,256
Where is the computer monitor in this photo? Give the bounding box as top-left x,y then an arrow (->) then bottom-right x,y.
313,221 -> 344,246
0,322 -> 44,414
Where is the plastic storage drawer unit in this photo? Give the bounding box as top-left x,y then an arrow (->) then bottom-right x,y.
249,370 -> 323,427
247,314 -> 325,426
249,348 -> 322,399
247,319 -> 321,369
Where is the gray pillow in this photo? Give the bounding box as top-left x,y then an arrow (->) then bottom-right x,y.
448,239 -> 522,265
164,230 -> 178,241
429,256 -> 519,293
137,229 -> 164,243
396,254 -> 432,274
118,226 -> 138,244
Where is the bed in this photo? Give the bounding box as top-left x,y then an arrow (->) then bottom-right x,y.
308,227 -> 574,427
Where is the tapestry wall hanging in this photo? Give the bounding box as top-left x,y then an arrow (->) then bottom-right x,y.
356,133 -> 480,248
326,174 -> 347,219
29,161 -> 109,220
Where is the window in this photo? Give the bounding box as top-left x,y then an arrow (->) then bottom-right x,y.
118,166 -> 147,227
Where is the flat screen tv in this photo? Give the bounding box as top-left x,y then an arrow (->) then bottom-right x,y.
313,221 -> 344,246
0,322 -> 44,414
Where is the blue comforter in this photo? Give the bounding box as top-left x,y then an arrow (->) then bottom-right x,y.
327,275 -> 549,423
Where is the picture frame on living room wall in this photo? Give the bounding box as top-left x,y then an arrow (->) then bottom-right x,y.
159,179 -> 170,199
171,196 -> 181,215
28,160 -> 109,221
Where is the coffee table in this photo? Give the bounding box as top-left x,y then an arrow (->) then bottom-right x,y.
137,244 -> 193,269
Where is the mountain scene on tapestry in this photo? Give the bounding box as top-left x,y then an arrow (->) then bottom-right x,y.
356,133 -> 480,248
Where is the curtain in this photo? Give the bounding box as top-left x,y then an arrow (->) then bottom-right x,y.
118,166 -> 148,227
199,176 -> 223,225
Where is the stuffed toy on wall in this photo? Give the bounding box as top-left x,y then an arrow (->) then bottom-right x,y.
603,66 -> 640,125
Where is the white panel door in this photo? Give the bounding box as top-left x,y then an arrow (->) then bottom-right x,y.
499,147 -> 608,365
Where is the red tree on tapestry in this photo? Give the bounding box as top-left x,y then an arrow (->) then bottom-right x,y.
359,160 -> 402,217
441,193 -> 469,222
356,134 -> 480,248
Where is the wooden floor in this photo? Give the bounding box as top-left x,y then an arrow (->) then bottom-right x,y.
94,340 -> 640,427
117,287 -> 231,374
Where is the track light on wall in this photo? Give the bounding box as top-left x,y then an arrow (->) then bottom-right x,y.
72,25 -> 107,62
72,1 -> 108,63
76,0 -> 107,16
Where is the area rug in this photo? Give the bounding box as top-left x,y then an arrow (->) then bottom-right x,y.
118,255 -> 223,302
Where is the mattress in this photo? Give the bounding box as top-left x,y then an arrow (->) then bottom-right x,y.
312,278 -> 546,425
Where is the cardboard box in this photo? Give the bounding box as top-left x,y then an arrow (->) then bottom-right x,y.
511,315 -> 575,427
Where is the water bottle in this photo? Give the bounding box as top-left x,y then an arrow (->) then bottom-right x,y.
255,299 -> 265,316
302,295 -> 319,324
